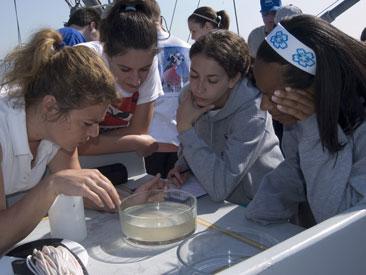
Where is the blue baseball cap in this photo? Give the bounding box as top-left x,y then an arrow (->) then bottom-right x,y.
260,0 -> 282,13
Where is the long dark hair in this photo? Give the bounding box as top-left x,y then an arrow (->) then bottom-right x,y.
1,29 -> 116,114
100,0 -> 158,57
188,6 -> 230,30
257,15 -> 366,154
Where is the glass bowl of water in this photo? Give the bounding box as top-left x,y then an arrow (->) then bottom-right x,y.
119,189 -> 197,246
177,228 -> 278,274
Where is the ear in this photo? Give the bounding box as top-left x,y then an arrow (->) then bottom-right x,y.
41,95 -> 59,116
228,73 -> 241,89
204,22 -> 214,32
89,21 -> 97,31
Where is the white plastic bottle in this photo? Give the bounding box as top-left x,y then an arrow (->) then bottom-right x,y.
48,195 -> 87,242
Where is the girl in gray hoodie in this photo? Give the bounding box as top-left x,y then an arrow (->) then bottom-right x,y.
167,30 -> 283,205
246,15 -> 366,225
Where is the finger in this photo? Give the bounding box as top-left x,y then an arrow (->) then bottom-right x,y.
148,174 -> 161,187
168,177 -> 181,188
136,174 -> 160,193
80,185 -> 105,208
91,184 -> 115,209
274,89 -> 314,109
285,87 -> 314,101
285,89 -> 314,109
273,90 -> 315,119
272,94 -> 311,114
173,171 -> 185,186
94,170 -> 122,206
276,104 -> 310,120
181,172 -> 190,182
86,177 -> 117,209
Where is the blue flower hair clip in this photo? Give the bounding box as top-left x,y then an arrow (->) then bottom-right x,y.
265,23 -> 316,75
269,30 -> 288,49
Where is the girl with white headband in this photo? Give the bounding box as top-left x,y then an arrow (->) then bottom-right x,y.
246,14 -> 366,226
188,6 -> 230,41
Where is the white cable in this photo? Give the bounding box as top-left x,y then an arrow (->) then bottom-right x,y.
25,245 -> 84,275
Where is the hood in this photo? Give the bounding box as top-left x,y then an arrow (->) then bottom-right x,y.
208,77 -> 261,121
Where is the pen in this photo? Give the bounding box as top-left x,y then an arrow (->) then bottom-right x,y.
180,168 -> 191,174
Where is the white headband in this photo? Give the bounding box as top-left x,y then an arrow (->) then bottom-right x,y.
265,23 -> 316,75
192,13 -> 219,26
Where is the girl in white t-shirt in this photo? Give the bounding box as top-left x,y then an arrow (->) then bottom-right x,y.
78,0 -> 164,157
0,28 -> 164,253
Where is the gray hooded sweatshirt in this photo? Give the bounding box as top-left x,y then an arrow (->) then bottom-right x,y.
246,115 -> 366,224
176,78 -> 283,205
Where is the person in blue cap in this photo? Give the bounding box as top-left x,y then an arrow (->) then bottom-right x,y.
248,0 -> 282,58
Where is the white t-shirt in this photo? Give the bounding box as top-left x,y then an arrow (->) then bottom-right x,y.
148,31 -> 191,145
0,96 -> 60,195
78,41 -> 163,105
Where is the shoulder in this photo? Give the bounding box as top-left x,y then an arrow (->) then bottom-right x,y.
77,41 -> 103,55
353,121 -> 366,148
248,26 -> 265,39
180,83 -> 190,95
161,38 -> 191,49
58,27 -> 86,46
158,31 -> 191,49
235,78 -> 261,104
58,27 -> 78,35
229,79 -> 266,122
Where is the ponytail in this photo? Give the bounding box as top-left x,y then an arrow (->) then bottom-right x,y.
1,28 -> 116,112
100,0 -> 158,57
1,29 -> 64,98
188,6 -> 230,29
216,10 -> 230,29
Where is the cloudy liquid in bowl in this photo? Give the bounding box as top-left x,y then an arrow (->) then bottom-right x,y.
120,201 -> 196,245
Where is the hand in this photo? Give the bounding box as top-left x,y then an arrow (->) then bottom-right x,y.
122,174 -> 167,205
49,169 -> 121,210
133,135 -> 158,157
271,87 -> 315,121
176,91 -> 214,132
135,174 -> 167,193
167,166 -> 190,187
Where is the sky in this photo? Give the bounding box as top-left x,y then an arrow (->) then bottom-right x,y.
0,0 -> 365,59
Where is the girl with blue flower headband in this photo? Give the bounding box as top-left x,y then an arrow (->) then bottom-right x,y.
246,14 -> 366,226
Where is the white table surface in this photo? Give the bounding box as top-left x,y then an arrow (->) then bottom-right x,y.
15,196 -> 304,275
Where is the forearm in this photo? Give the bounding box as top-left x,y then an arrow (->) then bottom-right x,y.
79,134 -> 156,155
179,128 -> 258,201
298,116 -> 365,221
246,158 -> 307,224
0,177 -> 57,254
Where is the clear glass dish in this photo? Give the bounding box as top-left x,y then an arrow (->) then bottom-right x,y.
119,189 -> 197,246
177,228 -> 278,274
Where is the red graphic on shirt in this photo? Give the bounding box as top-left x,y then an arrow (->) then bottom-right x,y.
163,66 -> 181,86
100,91 -> 139,129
